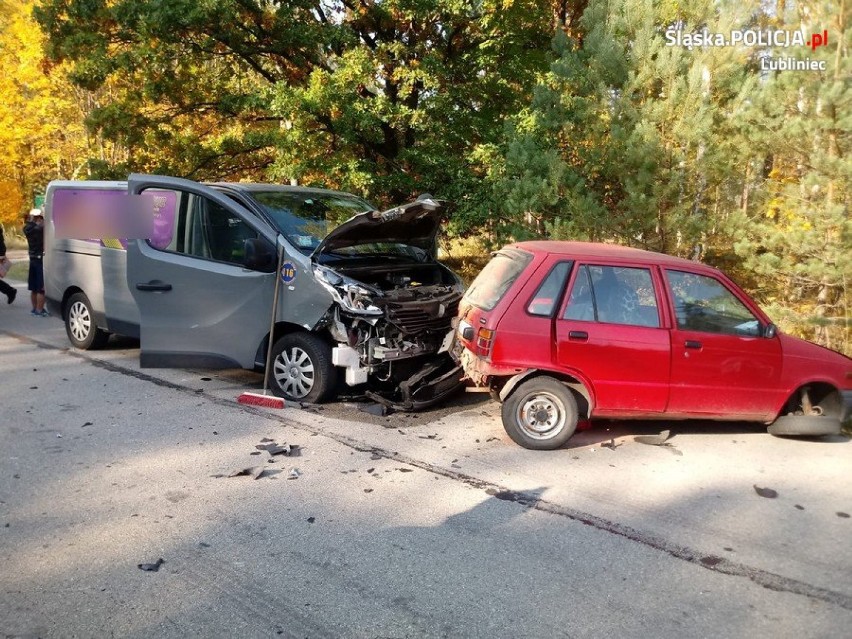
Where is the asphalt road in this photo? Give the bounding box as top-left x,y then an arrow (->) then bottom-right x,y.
1,277 -> 851,638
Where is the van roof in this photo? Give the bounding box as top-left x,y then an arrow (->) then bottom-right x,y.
46,180 -> 363,202
211,182 -> 363,200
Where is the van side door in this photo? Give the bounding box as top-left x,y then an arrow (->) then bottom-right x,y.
126,174 -> 277,369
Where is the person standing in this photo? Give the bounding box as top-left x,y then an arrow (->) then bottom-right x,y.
0,225 -> 17,304
23,209 -> 47,317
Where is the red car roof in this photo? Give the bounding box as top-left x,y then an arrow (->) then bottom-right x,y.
508,241 -> 715,272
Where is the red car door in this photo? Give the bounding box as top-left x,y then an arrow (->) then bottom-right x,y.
664,269 -> 783,419
554,263 -> 671,415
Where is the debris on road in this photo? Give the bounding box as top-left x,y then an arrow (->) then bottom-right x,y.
601,438 -> 620,450
228,466 -> 267,480
838,512 -> 850,518
632,429 -> 682,455
288,468 -> 302,480
359,403 -> 393,417
298,402 -> 323,414
634,430 -> 670,446
137,558 -> 165,572
307,516 -> 315,523
255,442 -> 300,457
753,485 -> 779,499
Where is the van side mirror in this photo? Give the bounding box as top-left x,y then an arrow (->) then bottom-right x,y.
763,323 -> 777,339
243,238 -> 276,272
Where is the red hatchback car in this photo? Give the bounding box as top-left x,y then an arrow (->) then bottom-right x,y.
457,241 -> 852,450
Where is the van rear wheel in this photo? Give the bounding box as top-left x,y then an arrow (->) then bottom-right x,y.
268,333 -> 335,403
65,292 -> 109,350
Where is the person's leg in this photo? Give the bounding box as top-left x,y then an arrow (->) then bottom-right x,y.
33,261 -> 46,314
0,277 -> 15,303
28,261 -> 38,313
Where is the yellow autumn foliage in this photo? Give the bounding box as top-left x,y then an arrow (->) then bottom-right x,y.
0,0 -> 89,227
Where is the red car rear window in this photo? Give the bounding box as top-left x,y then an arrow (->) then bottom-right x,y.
465,249 -> 532,311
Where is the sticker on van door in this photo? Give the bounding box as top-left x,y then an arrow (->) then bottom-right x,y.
281,262 -> 297,284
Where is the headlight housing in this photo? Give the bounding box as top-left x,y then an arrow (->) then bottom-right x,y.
313,264 -> 383,316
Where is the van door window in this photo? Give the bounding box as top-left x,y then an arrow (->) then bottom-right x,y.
564,265 -> 660,327
144,188 -> 259,267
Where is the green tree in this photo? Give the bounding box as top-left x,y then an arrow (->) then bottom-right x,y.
482,0 -> 756,255
34,0 -> 557,206
732,0 -> 851,352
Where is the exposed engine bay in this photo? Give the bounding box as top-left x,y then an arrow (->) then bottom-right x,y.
314,259 -> 464,410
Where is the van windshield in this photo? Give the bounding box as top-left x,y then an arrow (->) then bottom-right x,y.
465,249 -> 533,311
250,191 -> 371,255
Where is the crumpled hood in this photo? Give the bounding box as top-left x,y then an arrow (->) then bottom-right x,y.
312,198 -> 447,257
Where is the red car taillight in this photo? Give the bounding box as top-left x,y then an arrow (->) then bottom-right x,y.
476,328 -> 495,359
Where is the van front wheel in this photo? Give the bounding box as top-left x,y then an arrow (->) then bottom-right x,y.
268,333 -> 335,403
65,292 -> 109,350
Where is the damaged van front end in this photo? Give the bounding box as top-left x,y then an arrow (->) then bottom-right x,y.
118,175 -> 463,410
308,199 -> 464,410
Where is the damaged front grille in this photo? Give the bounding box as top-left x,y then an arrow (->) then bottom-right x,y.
384,299 -> 460,334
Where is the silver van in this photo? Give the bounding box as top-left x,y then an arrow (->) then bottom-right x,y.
45,175 -> 464,408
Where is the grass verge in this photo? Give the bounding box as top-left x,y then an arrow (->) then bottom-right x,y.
3,260 -> 28,282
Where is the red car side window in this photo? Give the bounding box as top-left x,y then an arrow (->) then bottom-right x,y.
564,265 -> 660,327
526,261 -> 573,317
666,270 -> 761,336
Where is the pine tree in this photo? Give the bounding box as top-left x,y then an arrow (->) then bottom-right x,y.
486,0 -> 756,256
732,0 -> 851,352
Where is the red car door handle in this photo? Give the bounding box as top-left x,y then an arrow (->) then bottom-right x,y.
568,330 -> 589,341
685,340 -> 702,349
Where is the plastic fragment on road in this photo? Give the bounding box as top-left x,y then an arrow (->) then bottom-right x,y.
753,485 -> 779,499
138,558 -> 165,572
359,403 -> 392,417
227,466 -> 266,480
633,430 -> 671,446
